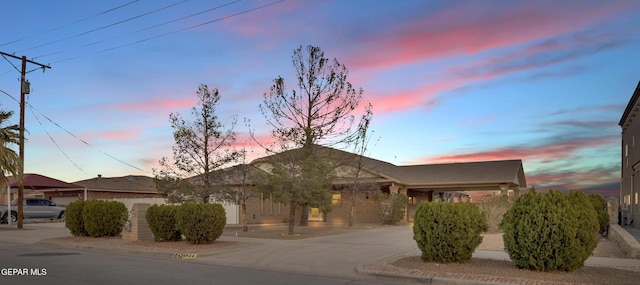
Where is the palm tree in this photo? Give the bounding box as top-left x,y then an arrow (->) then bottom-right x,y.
0,109 -> 20,186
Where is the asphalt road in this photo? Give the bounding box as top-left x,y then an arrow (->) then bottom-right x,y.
0,243 -> 405,285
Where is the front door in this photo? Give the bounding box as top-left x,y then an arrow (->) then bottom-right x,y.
309,208 -> 323,221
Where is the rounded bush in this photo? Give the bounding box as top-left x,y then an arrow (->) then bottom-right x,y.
588,193 -> 609,235
82,200 -> 128,238
413,201 -> 488,263
65,200 -> 88,236
568,191 -> 599,261
176,202 -> 226,244
501,189 -> 599,271
146,204 -> 182,242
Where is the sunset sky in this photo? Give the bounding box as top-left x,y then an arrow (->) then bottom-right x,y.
1,0 -> 638,198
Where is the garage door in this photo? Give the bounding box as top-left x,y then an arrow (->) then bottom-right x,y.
52,196 -> 79,206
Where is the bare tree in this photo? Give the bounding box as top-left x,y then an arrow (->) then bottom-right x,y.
342,117 -> 380,227
220,148 -> 267,232
258,45 -> 373,232
154,84 -> 238,203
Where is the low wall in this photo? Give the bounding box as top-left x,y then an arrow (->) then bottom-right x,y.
608,224 -> 640,259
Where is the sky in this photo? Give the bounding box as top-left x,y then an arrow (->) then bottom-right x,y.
0,0 -> 638,199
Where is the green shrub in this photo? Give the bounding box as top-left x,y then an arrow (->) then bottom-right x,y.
413,201 -> 488,263
379,193 -> 408,225
588,193 -> 609,235
65,200 -> 88,236
176,202 -> 226,244
146,204 -> 181,242
501,189 -> 598,271
567,191 -> 599,263
82,200 -> 128,238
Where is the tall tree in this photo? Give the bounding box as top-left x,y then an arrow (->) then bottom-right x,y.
0,109 -> 20,194
154,84 -> 238,203
259,150 -> 335,235
259,45 -> 373,232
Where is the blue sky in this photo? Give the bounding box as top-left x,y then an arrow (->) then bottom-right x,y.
0,0 -> 638,198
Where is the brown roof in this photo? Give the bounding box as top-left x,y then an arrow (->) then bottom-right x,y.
619,81 -> 640,127
73,175 -> 157,193
393,160 -> 526,186
251,145 -> 526,189
7,173 -> 83,190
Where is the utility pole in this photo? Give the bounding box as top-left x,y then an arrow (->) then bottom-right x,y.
0,51 -> 51,229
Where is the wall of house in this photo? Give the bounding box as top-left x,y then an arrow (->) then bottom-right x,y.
324,191 -> 382,224
621,116 -> 640,228
44,190 -> 163,205
242,190 -> 389,225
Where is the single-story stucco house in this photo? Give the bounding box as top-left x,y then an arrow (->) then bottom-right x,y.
205,145 -> 527,224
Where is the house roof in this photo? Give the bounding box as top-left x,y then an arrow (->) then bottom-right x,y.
73,175 -> 158,193
393,160 -> 525,186
251,145 -> 527,190
190,164 -> 269,185
6,173 -> 83,190
619,81 -> 640,127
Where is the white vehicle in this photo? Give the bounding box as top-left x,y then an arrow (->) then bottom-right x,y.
1,198 -> 66,224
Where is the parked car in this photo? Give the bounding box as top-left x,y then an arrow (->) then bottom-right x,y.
0,198 -> 66,224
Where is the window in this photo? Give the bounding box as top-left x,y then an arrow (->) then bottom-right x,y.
626,144 -> 629,157
331,193 -> 341,205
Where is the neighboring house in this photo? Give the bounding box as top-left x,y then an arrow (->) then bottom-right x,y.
0,174 -> 84,205
214,145 -> 527,224
40,175 -> 163,205
619,81 -> 640,228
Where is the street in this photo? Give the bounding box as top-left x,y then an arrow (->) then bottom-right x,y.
0,242 -> 406,285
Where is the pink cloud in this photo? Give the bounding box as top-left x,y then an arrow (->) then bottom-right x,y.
527,169 -> 617,190
348,1 -> 633,71
416,135 -> 617,164
368,80 -> 461,113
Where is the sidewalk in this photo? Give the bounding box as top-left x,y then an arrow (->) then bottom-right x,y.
624,226 -> 640,243
3,222 -> 640,284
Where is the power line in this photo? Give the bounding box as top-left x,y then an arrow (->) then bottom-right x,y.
0,0 -> 141,47
35,0 -> 243,61
102,0 -> 285,53
27,104 -> 87,174
16,0 -> 189,53
0,89 -> 149,174
48,0 -> 284,64
82,0 -> 242,48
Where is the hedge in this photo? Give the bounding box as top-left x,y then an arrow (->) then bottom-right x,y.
65,200 -> 88,236
146,204 -> 182,242
176,202 -> 226,244
413,201 -> 488,263
501,189 -> 599,271
82,200 -> 128,238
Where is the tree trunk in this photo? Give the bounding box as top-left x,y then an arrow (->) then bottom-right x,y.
241,201 -> 248,232
299,205 -> 309,226
288,203 -> 296,235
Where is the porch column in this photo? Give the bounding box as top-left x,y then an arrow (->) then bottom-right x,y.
390,183 -> 400,194
513,187 -> 520,198
499,183 -> 509,196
